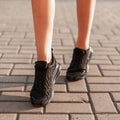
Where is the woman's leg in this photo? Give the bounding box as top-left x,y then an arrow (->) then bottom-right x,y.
30,0 -> 61,107
76,0 -> 96,50
31,0 -> 55,63
66,0 -> 96,81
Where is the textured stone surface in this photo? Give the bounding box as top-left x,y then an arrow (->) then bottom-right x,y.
19,114 -> 68,120
0,102 -> 43,113
97,114 -> 120,120
90,93 -> 117,113
0,114 -> 17,120
46,103 -> 92,113
0,0 -> 120,119
71,114 -> 95,120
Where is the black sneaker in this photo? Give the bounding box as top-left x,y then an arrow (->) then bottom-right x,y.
66,47 -> 93,81
30,50 -> 61,106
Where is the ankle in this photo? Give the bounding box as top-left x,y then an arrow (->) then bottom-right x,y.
37,54 -> 52,64
76,45 -> 89,50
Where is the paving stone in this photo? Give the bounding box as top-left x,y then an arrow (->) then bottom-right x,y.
0,69 -> 10,75
117,48 -> 120,53
0,92 -> 29,101
0,114 -> 17,120
112,60 -> 120,65
93,51 -> 119,56
94,30 -> 114,35
16,27 -> 34,32
111,92 -> 120,102
107,35 -> 120,41
97,114 -> 120,120
52,42 -> 62,46
53,46 -> 73,51
52,93 -> 89,102
70,114 -> 95,120
92,55 -> 108,60
56,76 -> 66,84
90,34 -> 107,40
25,32 -> 35,39
93,48 -> 116,52
10,42 -> 35,46
87,77 -> 120,83
26,76 -> 34,83
63,55 -> 74,64
90,43 -> 101,47
0,26 -> 16,32
109,56 -> 120,60
46,103 -> 92,113
102,71 -> 120,77
0,76 -> 27,83
19,114 -> 68,120
0,64 -> 13,69
61,39 -> 74,46
0,58 -> 31,63
89,84 -> 120,92
0,50 -> 17,53
3,53 -> 32,59
59,70 -> 66,76
0,46 -> 18,50
0,41 -> 8,45
90,93 -> 117,113
100,43 -> 120,47
61,64 -> 69,70
53,33 -> 72,39
2,32 -> 25,38
12,38 -> 34,42
54,84 -> 67,92
0,102 -> 43,113
90,59 -> 111,65
19,49 -> 36,54
14,64 -> 34,69
59,27 -> 70,33
0,83 -> 24,92
100,65 -> 120,70
11,69 -> 34,75
87,65 -> 101,76
68,79 -> 87,92
116,103 -> 120,111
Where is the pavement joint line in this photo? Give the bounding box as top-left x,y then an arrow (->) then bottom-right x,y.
17,45 -> 22,54
107,55 -> 114,65
97,64 -> 103,77
115,47 -> 120,55
16,114 -> 19,120
85,77 -> 98,120
24,76 -> 29,92
97,40 -> 103,47
8,64 -> 15,76
109,92 -> 120,113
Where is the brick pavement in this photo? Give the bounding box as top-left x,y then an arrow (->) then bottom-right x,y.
0,0 -> 120,120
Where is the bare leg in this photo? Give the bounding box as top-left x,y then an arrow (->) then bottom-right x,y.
31,0 -> 55,63
76,0 -> 96,50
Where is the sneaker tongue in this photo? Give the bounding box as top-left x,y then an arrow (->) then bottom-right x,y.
35,61 -> 48,69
